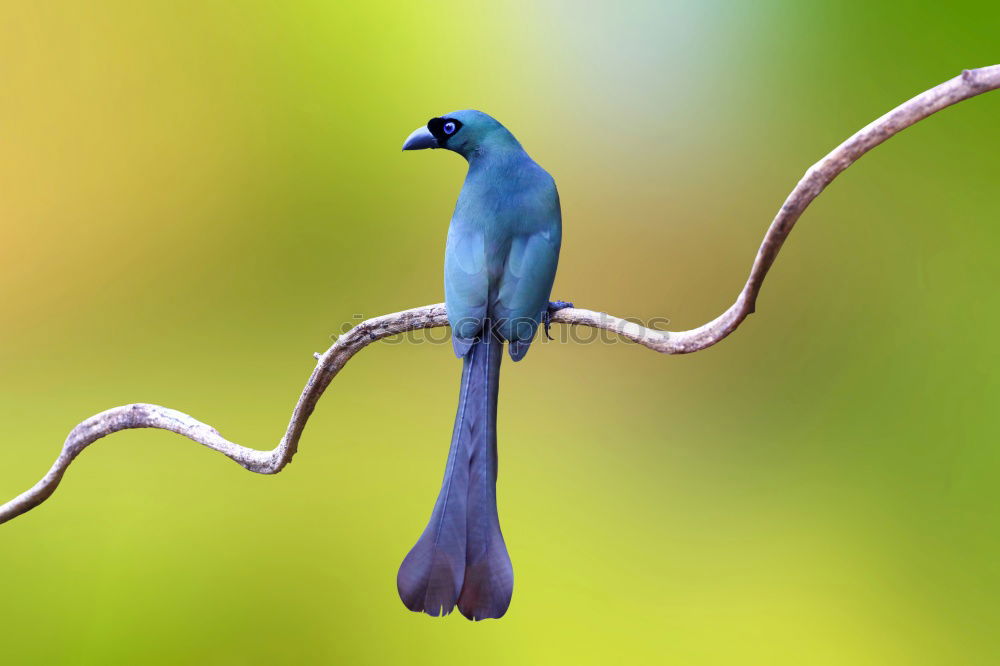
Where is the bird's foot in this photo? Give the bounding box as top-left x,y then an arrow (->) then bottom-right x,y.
543,300 -> 574,340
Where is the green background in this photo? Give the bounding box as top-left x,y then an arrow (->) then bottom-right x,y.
2,2 -> 998,664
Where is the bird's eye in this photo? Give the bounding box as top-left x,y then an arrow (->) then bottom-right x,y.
443,121 -> 457,135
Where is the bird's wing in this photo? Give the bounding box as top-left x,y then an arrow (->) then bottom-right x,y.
494,224 -> 561,360
444,223 -> 489,356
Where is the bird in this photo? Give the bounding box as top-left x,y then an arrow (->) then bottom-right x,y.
397,110 -> 570,620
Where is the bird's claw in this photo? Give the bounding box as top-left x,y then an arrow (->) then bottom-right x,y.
543,300 -> 574,340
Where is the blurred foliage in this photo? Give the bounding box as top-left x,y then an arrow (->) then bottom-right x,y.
1,1 -> 998,664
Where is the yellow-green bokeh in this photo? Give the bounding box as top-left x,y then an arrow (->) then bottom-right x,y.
2,2 -> 999,664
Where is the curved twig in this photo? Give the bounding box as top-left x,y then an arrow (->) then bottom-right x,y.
2,65 -> 998,525
0,304 -> 450,524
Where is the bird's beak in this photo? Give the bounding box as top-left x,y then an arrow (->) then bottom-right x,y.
402,126 -> 438,151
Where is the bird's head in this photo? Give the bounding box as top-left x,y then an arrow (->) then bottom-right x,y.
402,110 -> 520,159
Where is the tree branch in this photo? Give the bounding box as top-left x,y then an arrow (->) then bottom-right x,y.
2,65 -> 998,525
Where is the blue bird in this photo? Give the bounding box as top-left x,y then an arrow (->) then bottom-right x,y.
398,110 -> 568,620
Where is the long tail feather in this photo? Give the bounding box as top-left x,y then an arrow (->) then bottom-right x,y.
457,331 -> 512,620
397,330 -> 512,619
